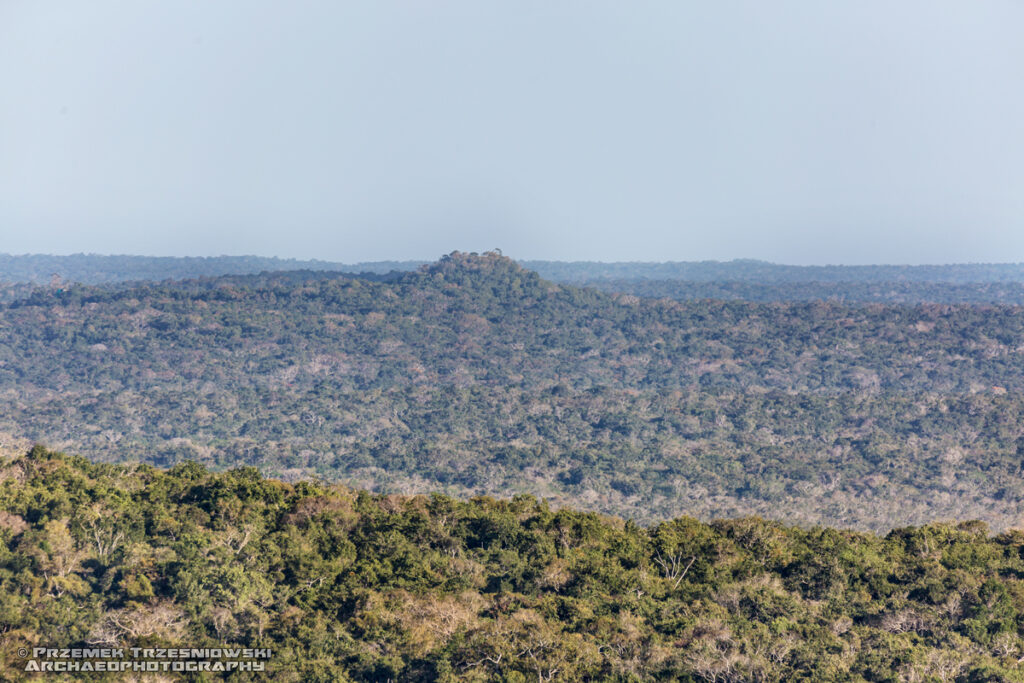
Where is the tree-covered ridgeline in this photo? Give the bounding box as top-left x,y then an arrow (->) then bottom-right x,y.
3,252 -> 1024,530
579,279 -> 1024,305
10,254 -> 1024,306
4,446 -> 1024,682
7,252 -> 1024,288
0,253 -> 425,287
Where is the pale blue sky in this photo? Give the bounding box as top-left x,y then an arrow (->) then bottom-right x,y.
2,1 -> 1023,264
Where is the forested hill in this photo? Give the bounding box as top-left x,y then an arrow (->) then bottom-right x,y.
7,252 -> 1024,285
4,447 -> 1024,682
3,251 -> 1024,530
8,253 -> 1024,305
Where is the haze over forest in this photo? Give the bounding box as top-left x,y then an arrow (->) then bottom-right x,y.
4,2 -> 1024,264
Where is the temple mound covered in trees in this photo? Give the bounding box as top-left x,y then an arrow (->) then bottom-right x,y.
4,446 -> 1024,682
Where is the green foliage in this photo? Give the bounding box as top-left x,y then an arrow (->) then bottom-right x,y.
4,447 -> 1024,680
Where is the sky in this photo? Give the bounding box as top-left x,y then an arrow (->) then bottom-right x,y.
2,1 -> 1023,265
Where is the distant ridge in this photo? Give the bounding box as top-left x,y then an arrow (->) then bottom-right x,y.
0,253 -> 427,285
523,260 -> 1024,283
5,252 -> 1024,287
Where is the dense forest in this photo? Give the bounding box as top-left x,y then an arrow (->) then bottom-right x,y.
2,252 -> 1024,530
5,446 -> 1024,682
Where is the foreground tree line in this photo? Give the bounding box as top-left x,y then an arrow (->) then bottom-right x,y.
3,447 -> 1024,681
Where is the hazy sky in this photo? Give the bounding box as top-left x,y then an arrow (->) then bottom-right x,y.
2,1 -> 1023,264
